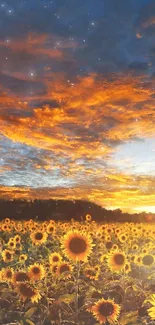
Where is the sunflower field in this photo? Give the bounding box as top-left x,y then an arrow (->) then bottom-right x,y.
0,215 -> 155,325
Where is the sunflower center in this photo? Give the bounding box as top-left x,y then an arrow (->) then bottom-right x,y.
114,253 -> 125,265
32,267 -> 40,274
19,283 -> 36,297
53,256 -> 59,262
35,232 -> 43,240
106,241 -> 113,249
86,269 -> 95,276
6,271 -> 12,278
20,256 -> 25,260
142,255 -> 154,265
69,236 -> 87,254
15,249 -> 20,255
60,264 -> 70,273
15,272 -> 30,282
6,252 -> 12,260
99,302 -> 114,317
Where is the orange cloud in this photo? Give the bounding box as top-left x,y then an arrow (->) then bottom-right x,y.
0,32 -> 77,61
142,16 -> 155,29
0,73 -> 155,156
0,72 -> 155,211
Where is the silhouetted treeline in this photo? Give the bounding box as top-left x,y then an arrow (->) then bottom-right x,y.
0,199 -> 154,223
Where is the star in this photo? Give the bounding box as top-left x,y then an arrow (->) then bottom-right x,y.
29,72 -> 35,77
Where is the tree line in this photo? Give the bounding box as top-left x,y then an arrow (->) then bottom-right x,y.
0,199 -> 154,223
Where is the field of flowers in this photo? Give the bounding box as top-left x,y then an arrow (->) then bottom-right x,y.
0,215 -> 155,325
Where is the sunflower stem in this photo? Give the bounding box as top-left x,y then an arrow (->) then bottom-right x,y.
76,260 -> 80,324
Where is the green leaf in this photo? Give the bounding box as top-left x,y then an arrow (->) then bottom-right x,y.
58,293 -> 76,304
25,319 -> 36,325
25,307 -> 37,318
20,321 -> 24,325
119,311 -> 138,325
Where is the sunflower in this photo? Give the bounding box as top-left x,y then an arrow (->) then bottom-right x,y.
115,228 -> 121,235
8,240 -> 16,250
1,224 -> 11,232
129,255 -> 135,262
85,214 -> 92,221
16,282 -> 41,303
105,235 -> 111,242
28,263 -> 45,281
84,266 -> 99,280
101,234 -> 106,241
2,249 -> 14,263
132,244 -> 139,251
4,218 -> 11,225
90,298 -> 121,324
14,249 -> 21,257
50,264 -> 58,275
112,244 -> 119,251
61,230 -> 94,262
106,227 -> 113,234
15,242 -> 22,251
13,271 -> 30,283
141,248 -> 148,254
100,254 -> 107,263
1,267 -> 14,283
56,262 -> 73,279
8,237 -> 14,243
14,222 -> 23,232
142,254 -> 154,267
49,220 -> 56,226
124,262 -> 131,274
47,224 -> 56,234
147,294 -> 155,320
118,233 -> 128,243
14,235 -> 21,243
107,251 -> 126,273
19,254 -> 28,263
49,252 -> 62,264
148,294 -> 155,306
30,230 -> 48,246
135,256 -> 142,265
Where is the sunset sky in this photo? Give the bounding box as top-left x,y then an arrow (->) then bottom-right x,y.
0,0 -> 155,213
